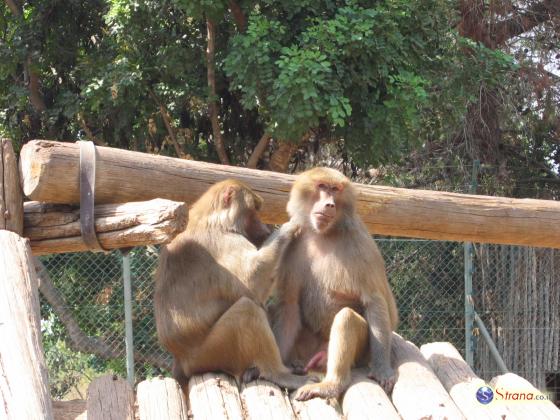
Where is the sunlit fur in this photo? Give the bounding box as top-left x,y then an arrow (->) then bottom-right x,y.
188,179 -> 263,236
155,179 -> 312,390
287,167 -> 355,230
272,167 -> 399,401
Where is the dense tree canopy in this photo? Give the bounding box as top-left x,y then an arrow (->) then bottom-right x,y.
0,0 -> 558,194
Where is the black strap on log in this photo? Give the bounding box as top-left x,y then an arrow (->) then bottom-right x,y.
79,141 -> 106,252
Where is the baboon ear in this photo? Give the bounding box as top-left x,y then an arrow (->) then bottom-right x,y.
222,185 -> 237,207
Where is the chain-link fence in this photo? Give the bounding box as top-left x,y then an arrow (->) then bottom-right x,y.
38,240 -> 560,405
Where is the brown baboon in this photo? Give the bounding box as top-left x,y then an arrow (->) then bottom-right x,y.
155,179 -> 312,390
271,167 -> 398,400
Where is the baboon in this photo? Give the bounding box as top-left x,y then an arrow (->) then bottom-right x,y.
271,167 -> 399,400
155,179 -> 312,389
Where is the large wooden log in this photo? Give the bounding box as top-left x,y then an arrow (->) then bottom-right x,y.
391,334 -> 465,420
1,139 -> 23,234
19,140 -> 560,248
240,380 -> 296,420
290,394 -> 343,420
420,342 -> 512,420
0,231 -> 53,419
137,377 -> 189,420
188,374 -> 244,420
490,373 -> 560,419
87,374 -> 135,420
342,370 -> 400,420
24,198 -> 187,255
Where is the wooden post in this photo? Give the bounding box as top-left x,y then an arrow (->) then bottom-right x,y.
420,342 -> 512,419
87,374 -> 135,420
490,373 -> 560,419
137,377 -> 189,420
188,374 -> 244,420
24,199 -> 188,255
240,380 -> 296,420
391,334 -> 465,420
1,139 -> 23,234
342,370 -> 400,420
0,231 -> 53,420
19,140 -> 560,248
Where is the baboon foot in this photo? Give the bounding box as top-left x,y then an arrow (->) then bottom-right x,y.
242,366 -> 261,383
367,367 -> 396,394
294,380 -> 343,401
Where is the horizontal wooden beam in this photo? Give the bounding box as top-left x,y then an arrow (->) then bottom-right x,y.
20,140 -> 560,248
24,199 -> 187,255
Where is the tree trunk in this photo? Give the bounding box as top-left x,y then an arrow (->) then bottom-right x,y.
268,140 -> 298,172
247,133 -> 271,169
5,1 -> 48,113
0,230 -> 53,420
19,140 -> 560,248
206,19 -> 229,165
24,198 -> 187,255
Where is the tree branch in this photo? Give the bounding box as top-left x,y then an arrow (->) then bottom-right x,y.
148,88 -> 185,158
247,133 -> 271,169
34,258 -> 172,371
493,0 -> 560,44
77,112 -> 107,146
206,18 -> 230,165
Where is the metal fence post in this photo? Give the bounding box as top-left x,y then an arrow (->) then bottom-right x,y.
464,160 -> 479,366
122,250 -> 135,385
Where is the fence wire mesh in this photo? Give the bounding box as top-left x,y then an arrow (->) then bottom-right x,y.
38,240 -> 559,405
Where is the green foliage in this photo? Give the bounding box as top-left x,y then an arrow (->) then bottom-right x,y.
0,0 -> 521,166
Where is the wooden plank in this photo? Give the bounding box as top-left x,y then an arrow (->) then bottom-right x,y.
391,334 -> 465,420
420,342 -> 513,420
86,374 -> 135,420
240,379 -> 296,420
52,399 -> 86,420
1,139 -> 23,234
342,370 -> 400,420
23,199 -> 187,255
137,377 -> 189,420
19,140 -> 560,248
187,373 -> 244,420
290,395 -> 342,420
490,373 -> 560,419
0,230 -> 54,420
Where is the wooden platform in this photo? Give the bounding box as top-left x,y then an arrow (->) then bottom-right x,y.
52,337 -> 560,420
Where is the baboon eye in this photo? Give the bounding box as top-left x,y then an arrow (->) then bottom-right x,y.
318,183 -> 327,190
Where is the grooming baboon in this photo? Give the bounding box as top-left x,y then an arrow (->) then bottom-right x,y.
271,167 -> 398,400
155,179 -> 312,389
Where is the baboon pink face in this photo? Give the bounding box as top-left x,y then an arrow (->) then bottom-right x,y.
309,183 -> 342,233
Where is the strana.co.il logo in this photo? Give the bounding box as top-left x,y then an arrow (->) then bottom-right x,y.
476,386 -> 494,404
